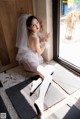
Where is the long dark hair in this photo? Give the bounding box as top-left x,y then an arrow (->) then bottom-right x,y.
26,16 -> 39,28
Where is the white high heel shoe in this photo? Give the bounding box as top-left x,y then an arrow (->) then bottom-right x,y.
34,75 -> 53,115
34,98 -> 44,115
30,78 -> 42,96
30,65 -> 55,96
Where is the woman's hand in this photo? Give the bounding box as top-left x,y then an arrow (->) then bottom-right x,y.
39,21 -> 44,32
41,32 -> 50,41
39,21 -> 50,41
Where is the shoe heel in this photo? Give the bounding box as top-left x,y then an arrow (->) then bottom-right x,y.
34,103 -> 41,115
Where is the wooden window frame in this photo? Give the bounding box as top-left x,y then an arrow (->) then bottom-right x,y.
52,0 -> 80,76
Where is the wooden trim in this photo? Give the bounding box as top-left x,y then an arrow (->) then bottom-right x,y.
0,62 -> 18,73
53,0 -> 60,60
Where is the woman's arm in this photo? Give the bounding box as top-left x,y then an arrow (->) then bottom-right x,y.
41,32 -> 50,42
39,21 -> 50,42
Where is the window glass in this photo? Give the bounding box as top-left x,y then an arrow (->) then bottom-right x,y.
60,0 -> 80,69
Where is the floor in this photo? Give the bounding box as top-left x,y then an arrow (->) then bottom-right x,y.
0,60 -> 80,119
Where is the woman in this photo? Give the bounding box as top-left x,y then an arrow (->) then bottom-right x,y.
16,14 -> 54,115
16,15 -> 49,73
26,15 -> 49,72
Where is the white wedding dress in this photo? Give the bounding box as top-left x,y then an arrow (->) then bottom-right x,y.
16,14 -> 44,72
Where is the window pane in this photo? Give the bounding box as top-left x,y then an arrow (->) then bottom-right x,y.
60,0 -> 80,69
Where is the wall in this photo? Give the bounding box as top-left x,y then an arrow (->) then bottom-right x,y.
0,0 -> 33,72
0,0 -> 53,72
33,0 -> 53,61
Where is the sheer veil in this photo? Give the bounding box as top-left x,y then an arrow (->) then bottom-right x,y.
16,14 -> 31,62
16,14 -> 31,50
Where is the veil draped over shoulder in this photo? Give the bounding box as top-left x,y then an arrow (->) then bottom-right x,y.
16,14 -> 43,72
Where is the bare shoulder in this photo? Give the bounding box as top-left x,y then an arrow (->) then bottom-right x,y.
29,34 -> 39,43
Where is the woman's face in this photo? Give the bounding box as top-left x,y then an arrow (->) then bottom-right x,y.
30,18 -> 40,33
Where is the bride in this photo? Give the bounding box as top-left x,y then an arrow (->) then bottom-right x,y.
16,15 -> 50,73
16,14 -> 54,115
